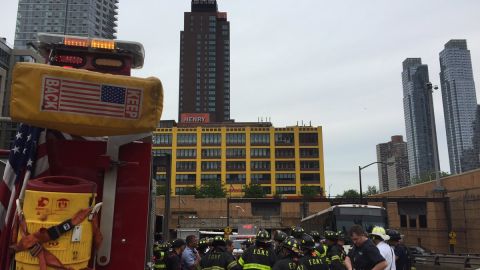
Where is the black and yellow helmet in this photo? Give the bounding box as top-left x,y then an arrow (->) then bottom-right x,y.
310,230 -> 321,241
291,226 -> 305,238
324,230 -> 338,241
256,230 -> 271,243
283,237 -> 301,254
301,234 -> 315,249
212,235 -> 226,246
154,242 -> 171,251
198,238 -> 209,248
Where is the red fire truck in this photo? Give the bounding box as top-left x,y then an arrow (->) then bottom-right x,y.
1,33 -> 163,270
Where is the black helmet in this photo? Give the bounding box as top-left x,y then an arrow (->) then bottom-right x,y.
291,226 -> 305,238
198,238 -> 209,248
212,235 -> 226,246
274,230 -> 288,242
387,229 -> 402,241
324,231 -> 338,241
300,234 -> 315,250
310,230 -> 321,241
256,230 -> 271,243
337,231 -> 346,241
282,237 -> 301,254
154,242 -> 171,252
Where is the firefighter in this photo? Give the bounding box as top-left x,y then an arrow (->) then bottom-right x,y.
387,229 -> 410,270
300,234 -> 328,270
273,237 -> 302,270
166,239 -> 186,270
200,235 -> 241,270
239,230 -> 276,270
198,238 -> 210,258
324,231 -> 346,270
336,231 -> 347,262
310,231 -> 327,259
154,242 -> 171,269
274,230 -> 288,258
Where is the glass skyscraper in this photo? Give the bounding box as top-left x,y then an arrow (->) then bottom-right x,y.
402,58 -> 437,181
14,0 -> 118,49
440,40 -> 478,174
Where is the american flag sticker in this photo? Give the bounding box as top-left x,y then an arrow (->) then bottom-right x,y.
41,76 -> 143,119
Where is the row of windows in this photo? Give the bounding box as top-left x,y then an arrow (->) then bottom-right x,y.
163,173 -> 321,185
165,159 -> 320,172
173,186 -> 311,195
153,133 -> 319,146
151,148 -> 319,159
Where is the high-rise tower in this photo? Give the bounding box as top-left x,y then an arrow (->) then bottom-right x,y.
440,40 -> 478,174
402,58 -> 437,180
376,135 -> 410,192
179,0 -> 230,123
14,0 -> 118,49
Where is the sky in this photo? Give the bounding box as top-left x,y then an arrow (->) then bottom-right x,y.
1,1 -> 480,195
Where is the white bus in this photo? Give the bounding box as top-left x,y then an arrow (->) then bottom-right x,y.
300,204 -> 388,236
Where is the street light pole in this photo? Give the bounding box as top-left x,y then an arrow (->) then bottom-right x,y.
358,161 -> 393,204
358,166 -> 363,204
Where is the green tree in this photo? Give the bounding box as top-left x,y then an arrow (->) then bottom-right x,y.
411,171 -> 451,184
364,185 -> 379,196
195,180 -> 226,198
243,184 -> 266,198
301,186 -> 322,199
336,189 -> 360,198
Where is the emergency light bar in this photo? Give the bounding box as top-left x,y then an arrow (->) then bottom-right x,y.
36,33 -> 145,69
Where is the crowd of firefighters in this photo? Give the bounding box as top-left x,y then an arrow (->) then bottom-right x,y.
152,225 -> 412,270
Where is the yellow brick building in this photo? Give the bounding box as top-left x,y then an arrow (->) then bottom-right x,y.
152,121 -> 325,197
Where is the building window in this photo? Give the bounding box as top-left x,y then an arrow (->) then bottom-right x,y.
419,215 -> 427,228
275,148 -> 295,158
226,161 -> 246,171
175,187 -> 196,195
299,133 -> 318,145
251,174 -> 271,185
202,133 -> 221,145
251,161 -> 270,171
276,161 -> 295,171
300,148 -> 319,158
152,149 -> 172,157
300,173 -> 320,184
155,173 -> 167,184
251,133 -> 270,145
201,174 -> 221,184
300,161 -> 320,170
202,161 -> 221,171
176,149 -> 196,159
409,216 -> 417,228
276,186 -> 296,195
275,133 -> 294,145
177,133 -> 197,146
201,148 -> 221,159
176,161 -> 196,172
226,148 -> 246,158
226,174 -> 246,184
262,187 -> 272,195
226,133 -> 246,145
276,173 -> 296,184
250,148 -> 270,158
153,134 -> 172,146
175,174 -> 196,185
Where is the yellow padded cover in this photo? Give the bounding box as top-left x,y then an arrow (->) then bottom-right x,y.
10,62 -> 163,136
